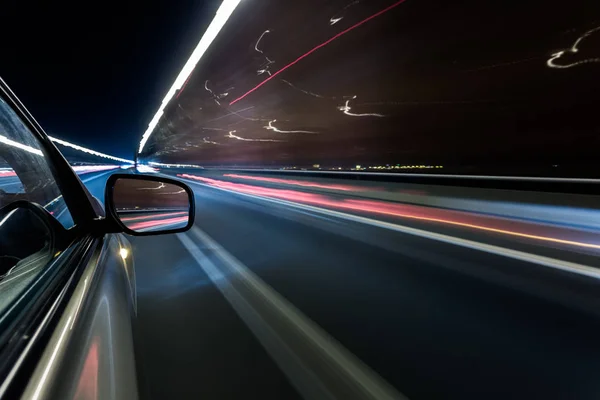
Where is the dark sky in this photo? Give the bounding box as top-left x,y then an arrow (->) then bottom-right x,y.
138,0 -> 600,175
2,1 -> 600,174
1,0 -> 220,160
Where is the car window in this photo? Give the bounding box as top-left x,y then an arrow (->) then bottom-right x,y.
0,96 -> 74,227
0,95 -> 74,314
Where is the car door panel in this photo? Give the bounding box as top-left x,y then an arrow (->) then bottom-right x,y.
20,234 -> 138,400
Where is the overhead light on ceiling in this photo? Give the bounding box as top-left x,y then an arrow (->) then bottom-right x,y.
50,136 -> 134,163
138,0 -> 242,154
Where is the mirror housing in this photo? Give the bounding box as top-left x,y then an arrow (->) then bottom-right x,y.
104,174 -> 195,236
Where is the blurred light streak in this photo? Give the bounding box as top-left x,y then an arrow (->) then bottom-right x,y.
255,30 -> 275,75
148,162 -> 204,168
0,134 -> 43,156
136,165 -> 159,173
330,0 -> 361,26
223,174 -> 375,191
203,137 -> 221,145
127,216 -> 189,231
255,30 -> 270,53
280,79 -> 335,99
0,169 -> 16,177
338,97 -> 384,117
229,0 -> 408,105
120,211 -> 188,222
72,165 -> 120,173
257,58 -> 275,76
180,173 -> 600,250
547,26 -> 600,69
137,182 -> 166,190
265,120 -> 317,134
139,0 -> 241,153
204,80 -> 214,95
49,136 -> 134,163
226,130 -> 284,142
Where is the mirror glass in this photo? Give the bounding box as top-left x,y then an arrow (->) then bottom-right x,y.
112,177 -> 191,233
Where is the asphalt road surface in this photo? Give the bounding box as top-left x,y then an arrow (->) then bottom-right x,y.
83,170 -> 600,400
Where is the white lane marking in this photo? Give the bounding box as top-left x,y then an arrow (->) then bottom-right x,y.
81,168 -> 116,183
178,227 -> 407,400
181,178 -> 600,280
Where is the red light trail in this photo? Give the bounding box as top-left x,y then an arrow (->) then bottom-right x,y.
229,0 -> 408,105
127,216 -> 189,231
120,211 -> 188,222
223,173 -> 377,191
179,173 -> 600,251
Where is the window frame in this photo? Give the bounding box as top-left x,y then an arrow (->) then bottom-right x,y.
0,77 -> 101,229
0,78 -> 110,396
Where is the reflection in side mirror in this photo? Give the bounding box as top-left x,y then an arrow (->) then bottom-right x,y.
108,175 -> 194,235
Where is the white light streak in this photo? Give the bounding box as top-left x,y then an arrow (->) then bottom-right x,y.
148,162 -> 204,168
226,130 -> 283,142
264,120 -> 318,134
338,96 -> 384,117
255,31 -> 275,76
136,165 -> 159,173
330,1 -> 360,26
138,182 -> 166,190
281,79 -> 335,99
138,0 -> 242,153
204,80 -> 214,95
203,137 -> 221,145
547,26 -> 600,69
255,30 -> 270,53
49,136 -> 134,163
0,135 -> 43,156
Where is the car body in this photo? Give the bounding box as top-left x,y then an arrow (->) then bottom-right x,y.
0,77 -> 194,400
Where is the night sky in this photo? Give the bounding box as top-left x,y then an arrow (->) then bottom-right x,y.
140,0 -> 600,175
2,1 -> 600,175
1,0 -> 220,160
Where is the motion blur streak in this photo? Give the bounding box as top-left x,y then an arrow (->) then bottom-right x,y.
223,174 -> 375,191
0,134 -> 43,156
120,211 -> 188,222
138,0 -> 241,153
547,26 -> 600,69
72,165 -> 120,173
0,169 -> 16,177
127,216 -> 189,231
179,173 -> 600,250
229,0 -> 408,105
49,136 -> 134,163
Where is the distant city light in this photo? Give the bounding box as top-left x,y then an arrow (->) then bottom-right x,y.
278,164 -> 444,171
138,0 -> 242,154
148,161 -> 205,169
49,136 -> 134,163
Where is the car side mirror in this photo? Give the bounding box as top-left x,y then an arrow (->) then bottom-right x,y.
105,174 -> 194,235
